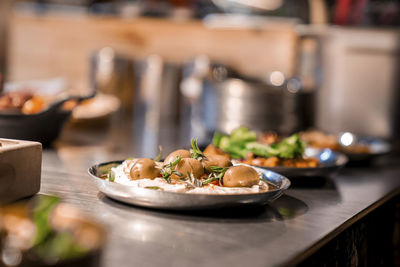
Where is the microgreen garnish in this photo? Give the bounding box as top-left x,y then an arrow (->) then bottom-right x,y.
190,138 -> 206,161
201,175 -> 219,186
210,166 -> 229,173
98,163 -> 119,176
107,170 -> 115,182
160,155 -> 182,183
202,166 -> 228,186
185,172 -> 203,188
145,186 -> 161,190
153,146 -> 163,162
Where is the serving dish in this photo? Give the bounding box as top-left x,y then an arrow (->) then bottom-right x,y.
338,134 -> 391,161
88,161 -> 290,210
252,148 -> 348,178
300,130 -> 391,162
71,93 -> 120,124
0,78 -> 95,146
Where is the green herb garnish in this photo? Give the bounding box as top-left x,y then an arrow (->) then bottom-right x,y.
98,163 -> 119,176
202,166 -> 228,186
107,170 -> 115,182
185,172 -> 203,188
145,186 -> 161,190
160,155 -> 182,183
190,138 -> 206,160
153,146 -> 163,162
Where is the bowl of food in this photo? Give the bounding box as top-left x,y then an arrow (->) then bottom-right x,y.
0,90 -> 95,147
209,127 -> 348,178
300,130 -> 391,162
0,195 -> 105,267
88,139 -> 290,210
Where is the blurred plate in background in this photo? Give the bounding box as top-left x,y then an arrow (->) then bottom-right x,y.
71,93 -> 120,122
254,148 -> 348,178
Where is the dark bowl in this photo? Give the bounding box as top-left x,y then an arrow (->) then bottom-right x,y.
0,94 -> 95,147
0,110 -> 70,147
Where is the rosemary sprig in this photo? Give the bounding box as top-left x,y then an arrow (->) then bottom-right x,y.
210,166 -> 228,173
160,155 -> 182,183
185,172 -> 203,188
153,146 -> 163,162
190,138 -> 206,161
203,166 -> 228,186
201,175 -> 219,185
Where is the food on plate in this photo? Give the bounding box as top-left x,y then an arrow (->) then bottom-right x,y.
0,91 -> 46,114
71,93 -> 120,122
0,195 -> 103,266
258,131 -> 280,145
0,90 -> 79,115
164,149 -> 191,165
130,158 -> 160,180
212,127 -> 319,168
340,144 -> 370,154
203,144 -> 230,159
202,154 -> 233,173
299,130 -> 340,150
104,138 -> 270,194
223,165 -> 260,187
300,130 -> 371,154
173,157 -> 205,179
21,95 -> 46,114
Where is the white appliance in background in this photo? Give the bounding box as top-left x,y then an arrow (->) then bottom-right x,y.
316,27 -> 400,141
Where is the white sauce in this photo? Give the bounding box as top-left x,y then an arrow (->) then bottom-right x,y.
111,159 -> 269,194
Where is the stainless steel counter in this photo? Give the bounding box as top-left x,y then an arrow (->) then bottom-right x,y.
39,124 -> 400,267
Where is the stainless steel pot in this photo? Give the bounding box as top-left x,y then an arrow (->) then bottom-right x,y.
90,49 -> 183,157
203,78 -> 314,135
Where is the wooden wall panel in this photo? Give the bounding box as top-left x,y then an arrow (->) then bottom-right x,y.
8,12 -> 298,90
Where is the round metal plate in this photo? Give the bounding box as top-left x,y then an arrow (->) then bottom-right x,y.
248,148 -> 348,178
341,137 -> 391,161
88,161 -> 290,210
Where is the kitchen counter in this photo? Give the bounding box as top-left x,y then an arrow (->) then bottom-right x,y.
39,124 -> 400,267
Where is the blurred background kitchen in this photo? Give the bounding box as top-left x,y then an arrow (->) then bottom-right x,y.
0,0 -> 399,159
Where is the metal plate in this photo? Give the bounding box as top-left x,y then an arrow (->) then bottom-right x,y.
249,148 -> 348,179
88,161 -> 290,210
340,137 -> 391,161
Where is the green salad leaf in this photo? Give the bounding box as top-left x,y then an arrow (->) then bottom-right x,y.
212,127 -> 305,159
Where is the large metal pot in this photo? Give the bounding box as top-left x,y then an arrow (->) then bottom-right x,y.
202,78 -> 314,135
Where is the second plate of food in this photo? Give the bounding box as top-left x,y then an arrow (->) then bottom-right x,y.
249,148 -> 348,178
